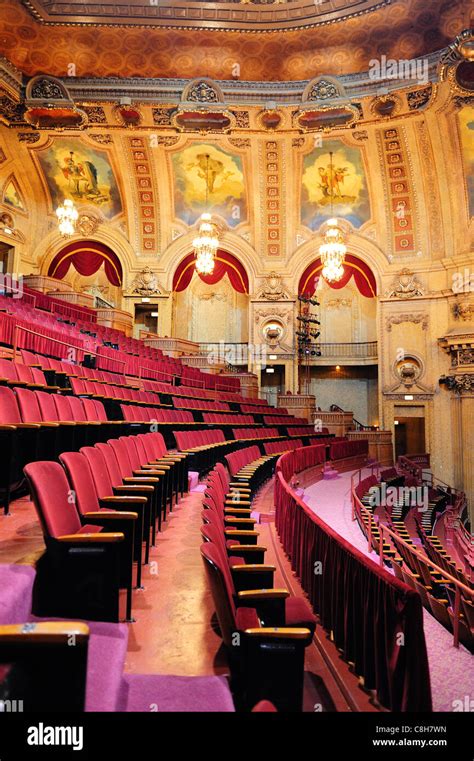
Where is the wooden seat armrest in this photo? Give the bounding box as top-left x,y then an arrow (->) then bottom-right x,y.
225,500 -> 251,506
114,484 -> 154,493
244,628 -> 310,639
39,421 -> 60,427
237,589 -> 289,600
224,529 -> 259,537
84,511 -> 137,520
224,508 -> 253,515
0,622 -> 89,644
123,476 -> 159,483
0,424 -> 17,430
133,469 -> 166,476
228,545 -> 267,552
232,565 -> 276,573
15,423 -> 42,429
225,517 -> 256,524
57,532 -> 124,543
100,495 -> 147,504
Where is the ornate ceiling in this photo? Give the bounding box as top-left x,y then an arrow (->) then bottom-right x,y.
0,0 -> 470,81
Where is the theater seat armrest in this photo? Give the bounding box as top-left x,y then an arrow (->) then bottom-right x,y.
229,545 -> 267,552
133,469 -> 166,476
224,508 -> 253,514
100,496 -> 147,504
0,424 -> 17,430
224,517 -> 256,524
244,628 -> 311,639
15,423 -> 42,429
237,589 -> 289,600
225,500 -> 251,506
114,485 -> 154,493
225,530 -> 259,536
57,533 -> 124,543
232,565 -> 276,572
84,511 -> 137,520
39,422 -> 60,427
123,477 -> 159,484
0,622 -> 89,644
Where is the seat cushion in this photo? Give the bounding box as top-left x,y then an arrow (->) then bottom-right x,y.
285,597 -> 317,635
78,524 -> 103,534
235,606 -> 260,631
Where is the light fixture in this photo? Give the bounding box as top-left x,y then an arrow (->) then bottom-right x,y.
269,354 -> 277,360
56,199 -> 78,238
151,311 -> 158,317
141,297 -> 150,303
404,394 -> 414,401
266,367 -> 275,374
394,420 -> 399,425
193,154 -> 218,275
335,365 -> 340,371
319,151 -> 346,283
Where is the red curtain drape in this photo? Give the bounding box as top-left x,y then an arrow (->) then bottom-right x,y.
299,254 -> 377,298
48,241 -> 123,286
173,250 -> 249,294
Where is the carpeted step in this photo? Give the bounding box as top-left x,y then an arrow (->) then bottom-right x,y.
0,564 -> 36,624
118,673 -> 235,712
84,621 -> 129,712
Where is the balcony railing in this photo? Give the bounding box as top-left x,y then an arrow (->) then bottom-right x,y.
316,341 -> 377,359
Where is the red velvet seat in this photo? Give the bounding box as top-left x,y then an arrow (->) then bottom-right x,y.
59,450 -> 139,619
201,540 -> 315,711
24,460 -> 124,622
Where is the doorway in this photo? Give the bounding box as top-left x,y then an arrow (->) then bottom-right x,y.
394,416 -> 426,459
260,364 -> 284,407
134,303 -> 159,337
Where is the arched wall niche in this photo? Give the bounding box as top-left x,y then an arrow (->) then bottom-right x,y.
31,224 -> 137,310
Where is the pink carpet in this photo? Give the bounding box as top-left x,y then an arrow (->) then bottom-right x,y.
303,469 -> 474,712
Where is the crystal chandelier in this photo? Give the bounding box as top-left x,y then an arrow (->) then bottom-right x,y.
193,154 -> 218,275
56,199 -> 78,238
319,152 -> 346,283
193,212 -> 219,275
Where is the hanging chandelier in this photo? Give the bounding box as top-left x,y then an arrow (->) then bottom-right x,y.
193,154 -> 218,275
56,199 -> 78,238
319,152 -> 346,283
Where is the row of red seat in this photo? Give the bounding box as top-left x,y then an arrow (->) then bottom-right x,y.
172,396 -> 229,411
121,406 -> 194,424
202,413 -> 254,425
224,445 -> 262,477
201,463 -> 316,710
263,439 -> 303,455
240,402 -> 269,412
174,429 -> 225,451
70,377 -> 164,406
263,415 -> 308,426
232,427 -> 280,440
0,357 -> 52,390
285,425 -> 325,435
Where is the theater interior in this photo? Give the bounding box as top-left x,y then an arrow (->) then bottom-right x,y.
0,0 -> 473,732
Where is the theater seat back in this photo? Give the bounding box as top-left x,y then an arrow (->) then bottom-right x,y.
0,386 -> 22,424
16,387 -> 43,423
200,542 -> 237,648
59,451 -> 101,516
24,460 -> 82,538
80,445 -> 115,497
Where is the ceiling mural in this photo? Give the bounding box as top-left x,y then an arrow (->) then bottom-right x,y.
35,138 -> 122,219
2,177 -> 25,212
301,140 -> 370,230
171,143 -> 246,228
458,106 -> 474,218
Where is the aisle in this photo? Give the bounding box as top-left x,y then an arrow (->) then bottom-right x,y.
302,469 -> 474,712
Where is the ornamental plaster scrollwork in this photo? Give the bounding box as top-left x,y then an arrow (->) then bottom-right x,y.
385,313 -> 428,332
256,271 -> 290,301
385,269 -> 424,299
